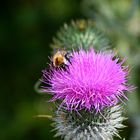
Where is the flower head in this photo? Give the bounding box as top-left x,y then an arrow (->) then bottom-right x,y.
51,20 -> 110,51
42,48 -> 130,112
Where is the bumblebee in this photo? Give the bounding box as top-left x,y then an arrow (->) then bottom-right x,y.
52,50 -> 71,68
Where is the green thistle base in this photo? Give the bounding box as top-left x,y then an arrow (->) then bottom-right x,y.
53,105 -> 126,140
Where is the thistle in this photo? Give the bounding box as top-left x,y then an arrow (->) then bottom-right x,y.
51,20 -> 110,51
42,48 -> 130,112
37,20 -> 133,140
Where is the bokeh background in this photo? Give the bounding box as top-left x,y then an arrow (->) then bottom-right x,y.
0,0 -> 140,140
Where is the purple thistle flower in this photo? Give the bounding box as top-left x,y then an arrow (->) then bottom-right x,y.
42,48 -> 131,112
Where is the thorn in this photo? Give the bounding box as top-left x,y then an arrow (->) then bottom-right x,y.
33,115 -> 53,119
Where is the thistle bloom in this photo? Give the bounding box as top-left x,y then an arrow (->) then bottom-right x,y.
42,48 -> 130,112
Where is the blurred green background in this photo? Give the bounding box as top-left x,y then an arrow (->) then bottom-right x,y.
0,0 -> 140,140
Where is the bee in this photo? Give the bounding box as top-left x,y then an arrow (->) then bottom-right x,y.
52,50 -> 72,68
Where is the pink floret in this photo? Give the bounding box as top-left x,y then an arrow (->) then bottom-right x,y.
42,48 -> 131,112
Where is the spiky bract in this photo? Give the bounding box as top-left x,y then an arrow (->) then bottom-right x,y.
51,20 -> 110,51
53,105 -> 126,140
